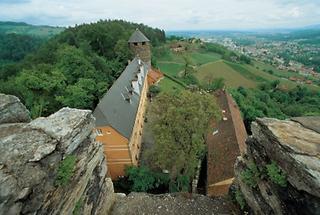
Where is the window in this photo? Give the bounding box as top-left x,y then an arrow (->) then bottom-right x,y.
212,129 -> 219,136
142,42 -> 146,45
96,129 -> 103,136
134,42 -> 138,46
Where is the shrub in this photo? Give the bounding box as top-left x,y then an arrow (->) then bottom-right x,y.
235,189 -> 246,210
204,78 -> 225,91
125,166 -> 170,192
169,175 -> 190,192
55,155 -> 77,186
266,161 -> 287,187
241,163 -> 260,188
149,85 -> 161,97
267,69 -> 274,74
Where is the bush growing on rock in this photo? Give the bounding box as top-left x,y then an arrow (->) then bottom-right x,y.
266,161 -> 287,187
235,189 -> 246,210
241,162 -> 260,188
55,155 -> 77,186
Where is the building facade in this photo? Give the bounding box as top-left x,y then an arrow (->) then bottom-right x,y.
93,29 -> 151,180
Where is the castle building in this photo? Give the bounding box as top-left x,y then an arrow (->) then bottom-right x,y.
93,29 -> 151,180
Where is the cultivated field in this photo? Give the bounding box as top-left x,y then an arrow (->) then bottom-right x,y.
195,60 -> 257,88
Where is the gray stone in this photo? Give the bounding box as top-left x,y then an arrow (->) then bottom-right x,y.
0,97 -> 115,215
234,117 -> 320,215
0,93 -> 30,124
291,116 -> 320,134
30,107 -> 95,155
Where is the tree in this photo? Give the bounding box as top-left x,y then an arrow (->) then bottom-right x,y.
147,90 -> 221,191
56,78 -> 96,109
124,166 -> 169,192
204,78 -> 225,91
182,55 -> 195,77
148,85 -> 161,97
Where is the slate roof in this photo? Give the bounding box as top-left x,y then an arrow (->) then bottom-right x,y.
93,57 -> 149,139
128,29 -> 150,43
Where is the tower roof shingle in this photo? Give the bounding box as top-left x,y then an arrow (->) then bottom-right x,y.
128,29 -> 150,43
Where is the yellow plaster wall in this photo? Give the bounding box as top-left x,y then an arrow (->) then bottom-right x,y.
128,77 -> 149,165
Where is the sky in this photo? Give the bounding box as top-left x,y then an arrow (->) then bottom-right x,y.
0,0 -> 320,30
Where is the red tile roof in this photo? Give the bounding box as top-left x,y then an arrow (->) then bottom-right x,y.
206,90 -> 247,196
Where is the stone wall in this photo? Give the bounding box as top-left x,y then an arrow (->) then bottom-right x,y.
0,94 -> 115,215
233,117 -> 320,215
129,42 -> 151,67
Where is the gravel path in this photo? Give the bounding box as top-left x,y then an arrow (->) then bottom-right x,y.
110,192 -> 239,215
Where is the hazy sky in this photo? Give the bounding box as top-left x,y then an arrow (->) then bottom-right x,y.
1,0 -> 320,30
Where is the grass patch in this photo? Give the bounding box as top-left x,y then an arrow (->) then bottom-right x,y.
225,61 -> 268,82
55,155 -> 77,186
158,77 -> 184,92
158,62 -> 184,76
190,52 -> 221,65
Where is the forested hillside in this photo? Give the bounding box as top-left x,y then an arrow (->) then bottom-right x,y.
0,21 -> 64,37
0,33 -> 44,65
0,20 -> 166,118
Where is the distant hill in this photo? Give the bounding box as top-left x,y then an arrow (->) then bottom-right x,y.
0,21 -> 65,38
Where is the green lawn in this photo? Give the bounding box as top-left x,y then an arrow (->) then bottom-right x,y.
195,60 -> 257,88
225,61 -> 268,83
158,52 -> 185,64
190,52 -> 221,65
157,77 -> 184,92
158,62 -> 184,76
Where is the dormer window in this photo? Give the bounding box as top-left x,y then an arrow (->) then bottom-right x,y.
96,129 -> 103,136
122,92 -> 131,102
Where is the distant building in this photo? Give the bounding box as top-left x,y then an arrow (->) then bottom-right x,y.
93,29 -> 151,179
206,90 -> 247,196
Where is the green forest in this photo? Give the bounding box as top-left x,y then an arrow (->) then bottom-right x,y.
0,20 -> 165,118
231,81 -> 320,131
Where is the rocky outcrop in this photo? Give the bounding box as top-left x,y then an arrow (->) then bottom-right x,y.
0,93 -> 30,124
233,117 -> 320,215
0,97 -> 115,215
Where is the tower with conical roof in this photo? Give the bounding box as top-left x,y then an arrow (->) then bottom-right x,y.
128,29 -> 151,67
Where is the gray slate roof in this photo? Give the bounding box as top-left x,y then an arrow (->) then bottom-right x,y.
93,57 -> 149,139
128,29 -> 150,43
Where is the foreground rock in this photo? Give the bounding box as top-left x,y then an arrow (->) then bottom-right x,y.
111,192 -> 237,215
0,104 -> 115,214
234,117 -> 320,215
0,93 -> 30,124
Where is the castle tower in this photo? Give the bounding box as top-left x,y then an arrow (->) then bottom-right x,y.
128,29 -> 151,67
